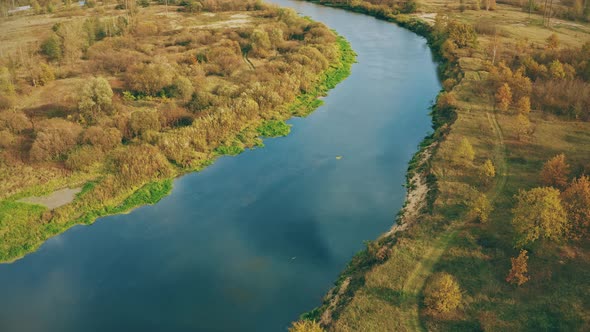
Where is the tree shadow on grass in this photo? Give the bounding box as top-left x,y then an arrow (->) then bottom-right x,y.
365,287 -> 412,308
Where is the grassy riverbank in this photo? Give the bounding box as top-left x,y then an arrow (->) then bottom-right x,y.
0,4 -> 356,263
295,0 -> 590,331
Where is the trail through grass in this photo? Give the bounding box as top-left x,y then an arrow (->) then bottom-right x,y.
399,111 -> 508,331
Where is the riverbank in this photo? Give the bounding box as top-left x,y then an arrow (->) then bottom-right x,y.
0,16 -> 356,264
297,0 -> 590,331
297,2 -> 454,326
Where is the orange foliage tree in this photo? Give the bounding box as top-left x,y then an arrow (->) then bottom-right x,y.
540,153 -> 570,189
562,176 -> 590,240
506,249 -> 530,286
496,83 -> 512,112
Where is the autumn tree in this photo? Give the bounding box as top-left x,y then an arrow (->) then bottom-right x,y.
447,20 -> 478,48
546,33 -> 559,50
516,96 -> 531,114
436,91 -> 458,110
30,119 -> 83,161
78,76 -> 114,122
510,69 -> 532,101
55,21 -> 85,63
516,113 -> 531,141
479,159 -> 496,185
540,153 -> 570,189
288,320 -> 324,332
452,137 -> 475,166
126,61 -> 175,95
496,83 -> 512,112
468,193 -> 493,223
40,34 -> 62,62
549,60 -> 566,80
512,187 -> 569,246
424,272 -> 462,315
562,176 -> 590,240
506,249 -> 530,286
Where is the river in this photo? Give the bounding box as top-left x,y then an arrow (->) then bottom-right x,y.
0,1 -> 440,331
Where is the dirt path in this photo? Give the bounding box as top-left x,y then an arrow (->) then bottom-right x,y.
399,111 -> 508,331
403,230 -> 458,331
486,112 -> 508,201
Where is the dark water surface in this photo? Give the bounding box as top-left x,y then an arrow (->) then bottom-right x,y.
0,1 -> 440,331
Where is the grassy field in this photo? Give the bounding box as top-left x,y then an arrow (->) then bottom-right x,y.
298,0 -> 590,331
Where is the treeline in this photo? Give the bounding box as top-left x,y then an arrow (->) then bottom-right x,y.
498,0 -> 590,22
312,0 -> 418,16
486,35 -> 590,121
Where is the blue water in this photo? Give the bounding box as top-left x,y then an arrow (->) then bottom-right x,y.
0,1 -> 440,331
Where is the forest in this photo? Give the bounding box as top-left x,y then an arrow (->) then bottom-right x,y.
0,0 -> 354,262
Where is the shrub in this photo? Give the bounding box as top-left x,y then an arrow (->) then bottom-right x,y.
479,159 -> 496,185
424,272 -> 462,315
288,320 -> 324,332
30,118 -> 83,161
82,126 -> 122,151
452,137 -> 475,166
126,62 -> 175,96
65,145 -> 104,170
0,130 -> 15,149
0,110 -> 31,134
468,193 -> 492,223
129,109 -> 162,138
167,76 -> 194,101
111,144 -> 172,185
40,34 -> 62,62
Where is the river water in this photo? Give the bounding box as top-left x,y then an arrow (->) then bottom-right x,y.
0,1 -> 440,331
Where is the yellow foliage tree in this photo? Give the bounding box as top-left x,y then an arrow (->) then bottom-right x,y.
549,60 -> 566,80
516,113 -> 531,141
453,137 -> 475,166
496,83 -> 512,112
540,153 -> 570,189
468,193 -> 493,223
512,187 -> 569,246
506,249 -> 530,286
288,320 -> 324,332
562,176 -> 590,240
516,96 -> 531,114
424,272 -> 462,315
479,159 -> 496,185
546,33 -> 559,50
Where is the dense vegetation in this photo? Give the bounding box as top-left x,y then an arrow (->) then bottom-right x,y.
0,0 -> 355,262
291,0 -> 590,331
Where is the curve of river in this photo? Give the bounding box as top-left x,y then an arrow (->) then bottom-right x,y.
0,1 -> 440,331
